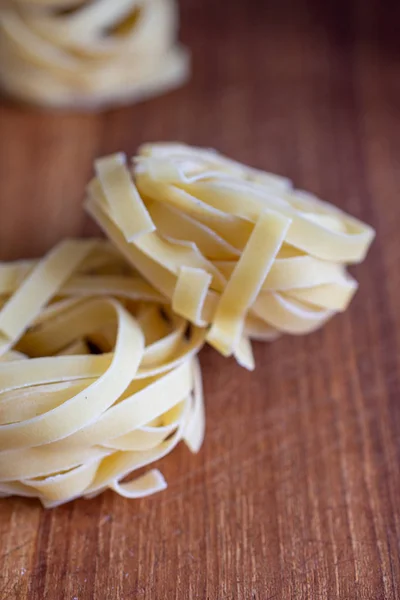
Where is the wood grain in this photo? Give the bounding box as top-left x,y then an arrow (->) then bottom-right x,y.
0,0 -> 399,598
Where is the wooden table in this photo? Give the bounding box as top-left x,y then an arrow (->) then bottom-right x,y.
1,0 -> 399,598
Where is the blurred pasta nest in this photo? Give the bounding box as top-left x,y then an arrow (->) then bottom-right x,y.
0,240 -> 204,507
0,0 -> 189,108
87,143 -> 375,365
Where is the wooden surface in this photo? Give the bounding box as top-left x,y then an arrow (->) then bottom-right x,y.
1,0 -> 400,598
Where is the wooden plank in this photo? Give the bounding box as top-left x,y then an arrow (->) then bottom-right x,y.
0,0 -> 399,598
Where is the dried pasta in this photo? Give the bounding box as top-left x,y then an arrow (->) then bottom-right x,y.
0,0 -> 189,109
0,143 -> 375,507
86,143 -> 375,360
0,239 -> 205,507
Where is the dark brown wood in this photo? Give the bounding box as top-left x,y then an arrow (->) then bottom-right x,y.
0,0 -> 399,598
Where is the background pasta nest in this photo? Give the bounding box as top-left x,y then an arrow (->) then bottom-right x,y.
0,0 -> 189,108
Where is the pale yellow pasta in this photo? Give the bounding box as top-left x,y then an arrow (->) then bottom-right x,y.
86,142 -> 375,362
0,239 -> 205,507
0,144 -> 375,507
0,0 -> 189,109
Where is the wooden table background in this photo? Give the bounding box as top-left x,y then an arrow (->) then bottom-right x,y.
0,0 -> 399,598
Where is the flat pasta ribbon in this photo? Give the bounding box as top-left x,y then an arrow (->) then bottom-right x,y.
0,0 -> 189,109
86,143 -> 375,362
0,239 -> 205,507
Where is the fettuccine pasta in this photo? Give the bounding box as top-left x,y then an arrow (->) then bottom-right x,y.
0,239 -> 205,507
0,143 -> 375,507
86,143 -> 375,360
0,0 -> 189,108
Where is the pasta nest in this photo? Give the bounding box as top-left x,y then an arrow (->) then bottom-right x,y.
86,143 -> 375,365
0,239 -> 204,507
0,0 -> 189,108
